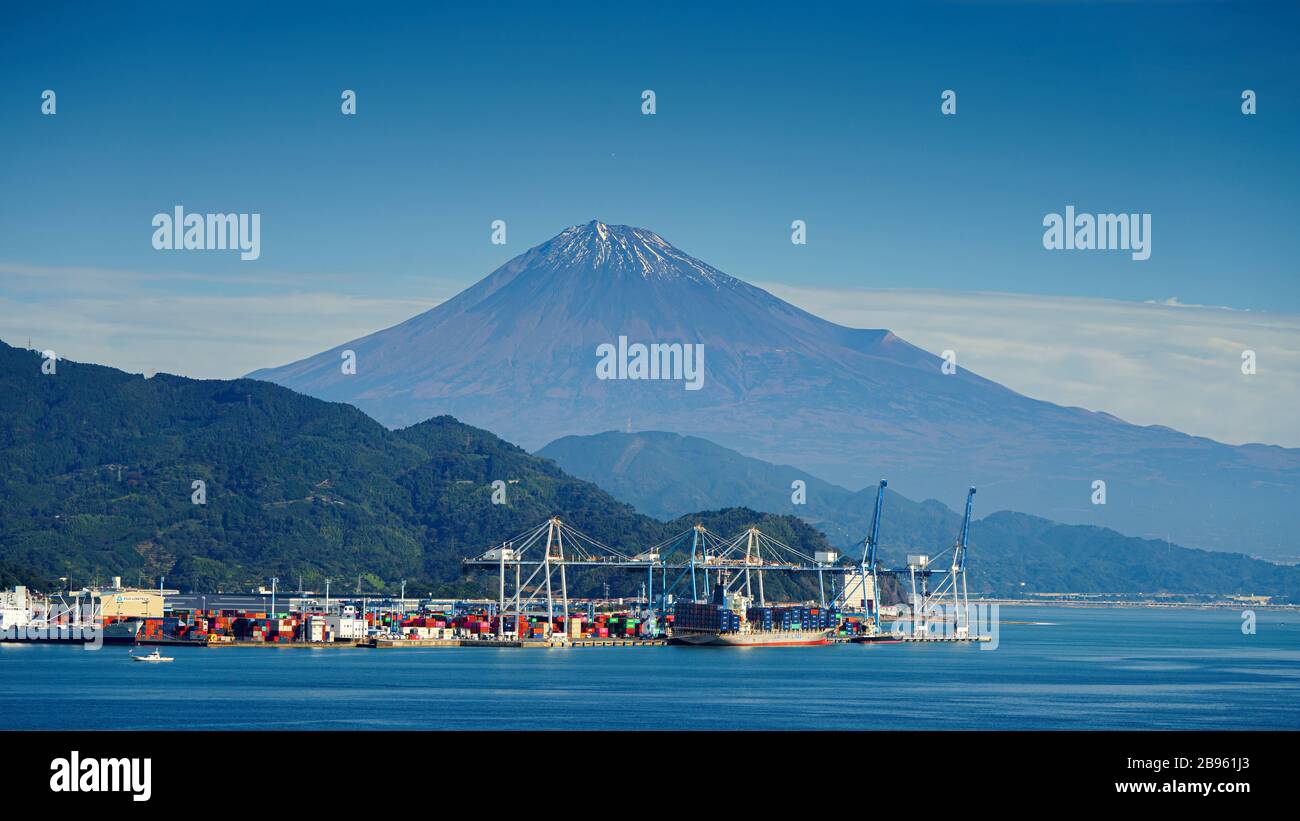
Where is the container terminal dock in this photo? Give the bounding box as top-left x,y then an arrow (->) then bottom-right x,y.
0,483 -> 991,649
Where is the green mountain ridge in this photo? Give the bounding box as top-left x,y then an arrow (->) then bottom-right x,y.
5,339 -> 1294,602
538,431 -> 1300,600
0,341 -> 829,599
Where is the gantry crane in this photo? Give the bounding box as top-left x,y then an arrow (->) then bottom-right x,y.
862,479 -> 887,632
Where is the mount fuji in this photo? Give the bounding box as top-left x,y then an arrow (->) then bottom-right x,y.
248,221 -> 1299,557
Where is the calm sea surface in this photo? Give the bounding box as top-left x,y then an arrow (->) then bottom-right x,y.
2,606 -> 1297,730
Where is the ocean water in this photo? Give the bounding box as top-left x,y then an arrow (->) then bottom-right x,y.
2,606 -> 1297,730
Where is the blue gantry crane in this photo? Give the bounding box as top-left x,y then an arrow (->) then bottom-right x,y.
945,487 -> 977,636
862,479 -> 887,632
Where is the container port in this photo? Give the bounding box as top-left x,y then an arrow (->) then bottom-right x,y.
0,482 -> 991,650
0,580 -> 884,649
0,583 -> 978,649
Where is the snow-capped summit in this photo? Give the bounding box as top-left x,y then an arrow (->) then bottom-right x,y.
530,220 -> 738,286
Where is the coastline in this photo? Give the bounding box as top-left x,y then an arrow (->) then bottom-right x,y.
972,598 -> 1299,611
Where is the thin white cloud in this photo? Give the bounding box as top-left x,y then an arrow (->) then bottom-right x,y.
0,261 -> 450,378
762,284 -> 1300,449
0,291 -> 438,380
0,260 -> 350,293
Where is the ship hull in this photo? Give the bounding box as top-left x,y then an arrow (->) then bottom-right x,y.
672,629 -> 831,647
0,627 -> 93,644
853,634 -> 903,644
102,619 -> 143,645
0,620 -> 138,645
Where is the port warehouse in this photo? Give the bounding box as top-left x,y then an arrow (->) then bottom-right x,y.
0,583 -> 871,646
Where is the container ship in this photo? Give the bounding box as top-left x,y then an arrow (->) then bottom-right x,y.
671,584 -> 834,647
102,619 -> 143,644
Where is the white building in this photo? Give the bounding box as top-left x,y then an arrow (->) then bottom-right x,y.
0,586 -> 33,631
324,614 -> 367,640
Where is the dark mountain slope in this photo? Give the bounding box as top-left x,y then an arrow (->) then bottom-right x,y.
0,341 -> 828,596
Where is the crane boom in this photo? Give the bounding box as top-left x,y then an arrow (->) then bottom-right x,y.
862,480 -> 887,630
957,486 -> 976,571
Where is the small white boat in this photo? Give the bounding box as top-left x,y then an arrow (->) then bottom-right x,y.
131,648 -> 174,663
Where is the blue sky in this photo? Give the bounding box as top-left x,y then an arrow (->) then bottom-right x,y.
1,2 -> 1297,443
3,1 -> 1297,304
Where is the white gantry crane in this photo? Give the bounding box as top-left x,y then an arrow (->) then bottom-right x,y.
905,487 -> 976,637
462,484 -> 979,642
